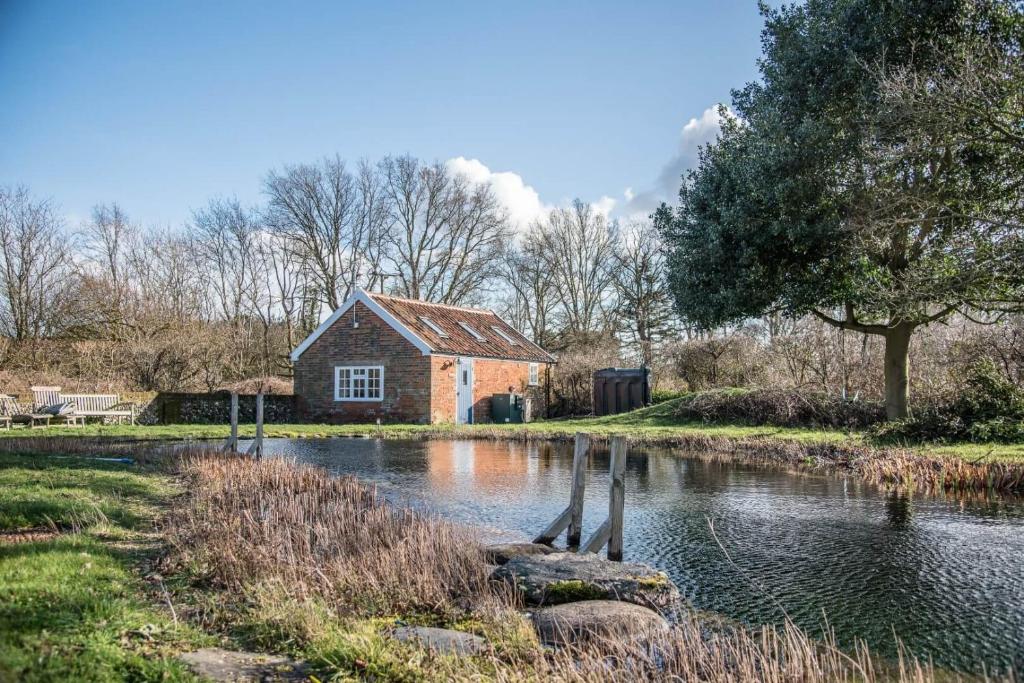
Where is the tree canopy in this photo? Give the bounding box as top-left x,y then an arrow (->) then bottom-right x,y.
657,0 -> 1024,418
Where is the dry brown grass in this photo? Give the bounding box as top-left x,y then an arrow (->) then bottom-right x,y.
155,453 -> 975,682
163,453 -> 499,619
538,619 -> 934,683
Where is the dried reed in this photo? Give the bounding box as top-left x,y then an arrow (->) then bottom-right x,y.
163,453 -> 499,619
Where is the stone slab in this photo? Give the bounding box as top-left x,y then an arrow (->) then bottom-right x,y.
178,648 -> 308,681
491,552 -> 681,612
391,626 -> 486,656
484,542 -> 556,565
532,599 -> 670,647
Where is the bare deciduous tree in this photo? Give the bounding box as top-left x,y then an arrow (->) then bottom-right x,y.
532,200 -> 618,341
265,156 -> 380,311
612,221 -> 674,366
380,155 -> 510,305
0,186 -> 75,346
499,225 -> 558,348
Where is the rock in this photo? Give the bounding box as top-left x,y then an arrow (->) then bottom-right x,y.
484,542 -> 556,565
532,600 -> 669,647
391,626 -> 486,655
491,553 -> 681,613
178,648 -> 308,681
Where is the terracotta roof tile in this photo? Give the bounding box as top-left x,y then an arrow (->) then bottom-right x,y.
367,292 -> 555,363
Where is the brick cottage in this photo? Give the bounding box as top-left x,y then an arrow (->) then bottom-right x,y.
291,290 -> 555,424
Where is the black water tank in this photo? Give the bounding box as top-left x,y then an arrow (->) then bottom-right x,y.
592,368 -> 651,416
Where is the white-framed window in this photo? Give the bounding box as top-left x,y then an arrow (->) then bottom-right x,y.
528,363 -> 540,386
334,365 -> 383,401
419,316 -> 449,338
458,322 -> 487,342
491,326 -> 519,345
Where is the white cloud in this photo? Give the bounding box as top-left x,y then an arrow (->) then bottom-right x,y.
621,104 -> 732,218
592,195 -> 616,218
446,157 -> 551,231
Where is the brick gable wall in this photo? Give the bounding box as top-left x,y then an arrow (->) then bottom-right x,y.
294,301 -> 432,423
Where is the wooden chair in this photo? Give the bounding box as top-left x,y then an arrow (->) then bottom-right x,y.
0,394 -> 52,428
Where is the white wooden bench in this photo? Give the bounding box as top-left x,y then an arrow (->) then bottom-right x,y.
59,393 -> 136,424
30,386 -> 136,425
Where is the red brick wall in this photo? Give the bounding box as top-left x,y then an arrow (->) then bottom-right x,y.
429,355 -> 542,423
471,358 -> 537,423
430,355 -> 458,423
294,301 -> 432,423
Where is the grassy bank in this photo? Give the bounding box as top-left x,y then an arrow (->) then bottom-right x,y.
0,453 -> 210,681
2,399 -> 1022,493
1,449 -> 956,682
2,398 -> 1020,460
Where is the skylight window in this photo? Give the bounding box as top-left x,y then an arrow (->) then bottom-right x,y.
419,316 -> 449,338
458,322 -> 487,342
491,326 -> 519,345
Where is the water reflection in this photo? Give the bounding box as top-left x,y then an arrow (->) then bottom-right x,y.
255,437 -> 1024,673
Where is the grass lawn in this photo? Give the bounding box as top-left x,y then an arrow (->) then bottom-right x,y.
0,454 -> 210,681
2,398 -> 1022,463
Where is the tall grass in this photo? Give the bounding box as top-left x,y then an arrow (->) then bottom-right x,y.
158,453 -> 973,682
163,454 -> 498,618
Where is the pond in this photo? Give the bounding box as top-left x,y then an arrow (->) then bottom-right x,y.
246,437 -> 1024,673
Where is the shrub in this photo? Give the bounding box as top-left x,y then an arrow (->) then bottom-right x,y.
676,388 -> 885,429
873,360 -> 1024,443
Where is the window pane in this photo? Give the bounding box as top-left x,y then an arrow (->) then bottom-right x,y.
337,368 -> 351,398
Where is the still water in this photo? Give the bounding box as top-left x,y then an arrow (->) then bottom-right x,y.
251,437 -> 1024,673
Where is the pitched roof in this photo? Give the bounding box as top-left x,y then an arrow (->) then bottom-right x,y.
290,289 -> 555,363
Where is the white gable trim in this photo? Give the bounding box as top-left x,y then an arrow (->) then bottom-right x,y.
290,289 -> 432,362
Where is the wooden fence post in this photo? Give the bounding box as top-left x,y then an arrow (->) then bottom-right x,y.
566,433 -> 589,548
533,433 -> 590,546
606,436 -> 626,561
245,393 -> 264,460
580,436 -> 627,561
223,392 -> 239,453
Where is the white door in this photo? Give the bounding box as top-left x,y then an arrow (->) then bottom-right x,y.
455,357 -> 474,424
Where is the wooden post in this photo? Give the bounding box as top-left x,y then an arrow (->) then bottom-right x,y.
534,433 -> 590,546
566,433 -> 589,548
246,392 -> 264,460
580,436 -> 627,561
607,436 -> 626,561
223,392 -> 239,453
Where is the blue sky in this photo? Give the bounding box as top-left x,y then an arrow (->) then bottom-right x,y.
0,1 -> 767,229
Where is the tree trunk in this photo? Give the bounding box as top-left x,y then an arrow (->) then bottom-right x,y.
883,323 -> 914,421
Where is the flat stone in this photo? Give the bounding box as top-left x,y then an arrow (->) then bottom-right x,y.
178,648 -> 307,681
532,600 -> 670,647
391,626 -> 486,655
484,542 -> 556,565
491,553 -> 681,613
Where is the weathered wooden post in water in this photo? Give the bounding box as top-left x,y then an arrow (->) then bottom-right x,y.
222,392 -> 239,453
245,392 -> 264,460
533,433 -> 590,549
580,436 -> 626,561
